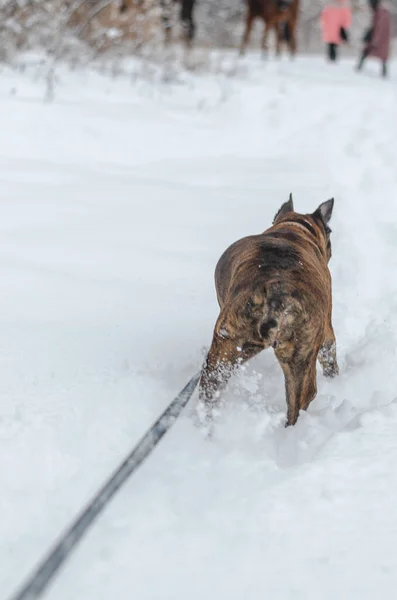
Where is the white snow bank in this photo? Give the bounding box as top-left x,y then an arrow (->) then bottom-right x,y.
1,54 -> 397,600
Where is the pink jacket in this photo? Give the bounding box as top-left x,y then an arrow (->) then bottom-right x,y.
321,0 -> 352,44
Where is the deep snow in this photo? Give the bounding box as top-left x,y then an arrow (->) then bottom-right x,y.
1,53 -> 397,600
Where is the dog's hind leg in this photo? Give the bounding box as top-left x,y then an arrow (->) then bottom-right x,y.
197,338 -> 238,427
279,361 -> 299,426
277,349 -> 318,426
297,352 -> 318,413
198,330 -> 263,426
318,322 -> 339,378
198,357 -> 233,423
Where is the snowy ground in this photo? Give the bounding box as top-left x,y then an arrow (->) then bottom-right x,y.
1,53 -> 397,600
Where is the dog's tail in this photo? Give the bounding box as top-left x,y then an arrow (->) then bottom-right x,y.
259,317 -> 279,347
260,289 -> 301,349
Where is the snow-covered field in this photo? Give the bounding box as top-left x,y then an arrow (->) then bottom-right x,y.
1,53 -> 397,600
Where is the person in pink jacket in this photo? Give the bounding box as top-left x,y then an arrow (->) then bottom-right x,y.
321,0 -> 352,61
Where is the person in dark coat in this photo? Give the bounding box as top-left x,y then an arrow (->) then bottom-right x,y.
356,0 -> 392,77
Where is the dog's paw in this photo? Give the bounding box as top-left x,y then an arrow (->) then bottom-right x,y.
322,362 -> 339,378
318,342 -> 339,378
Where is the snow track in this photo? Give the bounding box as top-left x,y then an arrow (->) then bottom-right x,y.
1,55 -> 397,600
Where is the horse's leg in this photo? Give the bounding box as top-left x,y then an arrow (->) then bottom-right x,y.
261,21 -> 271,58
275,23 -> 282,56
240,12 -> 254,56
289,22 -> 297,58
180,0 -> 195,47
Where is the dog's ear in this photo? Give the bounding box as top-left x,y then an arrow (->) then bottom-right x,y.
313,198 -> 334,224
273,193 -> 294,224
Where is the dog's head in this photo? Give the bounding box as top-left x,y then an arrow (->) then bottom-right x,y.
273,194 -> 334,261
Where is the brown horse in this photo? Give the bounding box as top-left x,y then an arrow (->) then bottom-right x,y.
240,0 -> 300,57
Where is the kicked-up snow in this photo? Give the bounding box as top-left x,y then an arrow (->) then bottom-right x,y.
1,53 -> 397,600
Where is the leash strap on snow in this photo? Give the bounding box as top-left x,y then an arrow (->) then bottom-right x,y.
9,372 -> 201,600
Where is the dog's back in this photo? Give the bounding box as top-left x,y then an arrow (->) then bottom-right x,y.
215,208 -> 332,346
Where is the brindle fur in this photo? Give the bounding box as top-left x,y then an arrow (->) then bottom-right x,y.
198,195 -> 338,427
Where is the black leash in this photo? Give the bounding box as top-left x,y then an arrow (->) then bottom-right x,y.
9,372 -> 201,600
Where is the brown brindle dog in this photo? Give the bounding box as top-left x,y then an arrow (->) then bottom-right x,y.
198,195 -> 338,427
